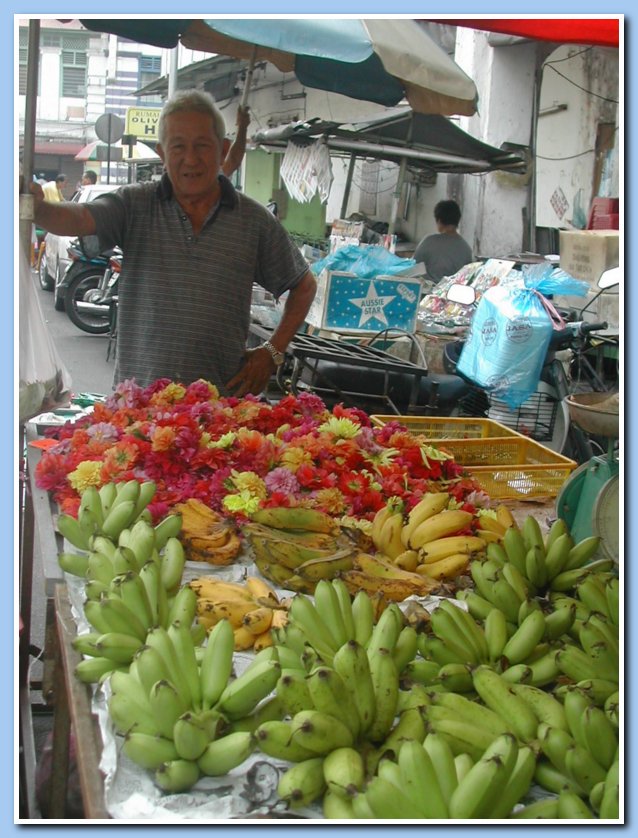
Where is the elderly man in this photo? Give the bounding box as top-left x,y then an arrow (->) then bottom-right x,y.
31,90 -> 316,397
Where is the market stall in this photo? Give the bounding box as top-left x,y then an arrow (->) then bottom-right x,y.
20,376 -> 620,822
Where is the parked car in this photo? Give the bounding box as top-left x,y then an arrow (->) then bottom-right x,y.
38,183 -> 120,310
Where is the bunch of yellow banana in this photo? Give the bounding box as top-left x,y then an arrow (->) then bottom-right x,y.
339,552 -> 438,601
369,493 -> 490,584
189,575 -> 288,652
103,619 -> 282,793
173,498 -> 242,565
242,518 -> 356,594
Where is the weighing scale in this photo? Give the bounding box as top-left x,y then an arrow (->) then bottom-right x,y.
556,392 -> 620,562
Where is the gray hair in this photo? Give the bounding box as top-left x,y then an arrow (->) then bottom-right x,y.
158,89 -> 226,146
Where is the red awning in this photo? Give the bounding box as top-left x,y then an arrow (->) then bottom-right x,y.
31,141 -> 86,156
424,18 -> 620,48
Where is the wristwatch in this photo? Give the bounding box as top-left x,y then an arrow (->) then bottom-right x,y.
261,340 -> 285,367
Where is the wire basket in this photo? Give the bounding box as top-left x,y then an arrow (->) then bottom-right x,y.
369,415 -> 577,499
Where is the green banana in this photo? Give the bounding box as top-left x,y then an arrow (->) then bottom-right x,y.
484,607 -> 509,661
428,691 -> 511,737
290,709 -> 354,754
71,632 -> 102,657
277,757 -> 327,809
323,790 -> 356,819
502,525 -> 528,574
131,480 -> 157,520
599,759 -> 620,819
313,580 -> 350,649
197,730 -> 255,776
424,717 -> 496,763
167,585 -> 198,628
132,643 -> 172,696
101,499 -> 138,541
398,739 -> 449,818
153,513 -> 183,551
97,596 -> 148,642
364,775 -> 430,819
521,515 -> 545,555
122,731 -> 179,770
322,746 -> 365,799
454,753 -> 475,785
167,620 -> 203,711
289,594 -> 338,662
438,599 -> 489,662
57,512 -> 92,551
148,678 -> 188,739
448,735 -> 514,819
563,535 -> 602,570
276,669 -> 314,716
215,659 -> 281,720
501,609 -> 547,665
112,571 -> 154,630
544,532 -> 575,580
94,631 -> 143,664
456,589 -> 494,621
422,732 -> 458,807
510,797 -> 560,819
332,639 -> 377,736
173,712 -> 211,761
160,537 -> 186,593
108,688 -> 161,737
332,578 -> 356,644
377,707 -> 427,759
98,482 -> 117,513
86,550 -> 115,586
307,666 -> 361,739
154,758 -> 200,794
367,647 -> 400,743
490,745 -> 537,819
58,551 -> 90,577
565,743 -> 607,794
254,720 -> 317,762
251,506 -> 337,533
544,602 -> 576,641
144,626 -> 191,708
435,662 -> 474,693
557,790 -> 596,819
472,666 -> 538,742
510,683 -> 568,730
392,625 -> 419,673
366,602 -> 404,658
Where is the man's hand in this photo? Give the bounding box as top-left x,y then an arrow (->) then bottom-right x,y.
225,346 -> 276,398
236,106 -> 251,131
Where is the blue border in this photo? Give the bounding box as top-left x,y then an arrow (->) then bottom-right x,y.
9,3 -> 631,835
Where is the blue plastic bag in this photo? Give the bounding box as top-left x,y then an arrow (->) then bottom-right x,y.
311,244 -> 416,279
456,265 -> 587,408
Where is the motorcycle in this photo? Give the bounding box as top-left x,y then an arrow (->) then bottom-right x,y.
61,238 -> 122,335
442,268 -> 619,463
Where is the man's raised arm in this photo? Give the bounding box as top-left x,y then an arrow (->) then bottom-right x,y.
30,181 -> 97,237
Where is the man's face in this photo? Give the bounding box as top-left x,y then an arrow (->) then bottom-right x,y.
157,110 -> 230,203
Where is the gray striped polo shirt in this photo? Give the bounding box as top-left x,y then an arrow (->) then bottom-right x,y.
87,174 -> 309,393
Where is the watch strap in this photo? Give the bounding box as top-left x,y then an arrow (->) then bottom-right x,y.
262,340 -> 285,366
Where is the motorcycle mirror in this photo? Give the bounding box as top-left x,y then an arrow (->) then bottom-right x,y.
598,267 -> 620,290
446,283 -> 476,306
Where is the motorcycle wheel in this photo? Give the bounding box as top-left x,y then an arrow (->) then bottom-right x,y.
63,267 -> 112,334
38,247 -> 54,291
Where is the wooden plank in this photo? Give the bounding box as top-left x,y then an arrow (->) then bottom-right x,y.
54,585 -> 110,820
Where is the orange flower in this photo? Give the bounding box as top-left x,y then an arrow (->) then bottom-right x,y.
152,426 -> 176,452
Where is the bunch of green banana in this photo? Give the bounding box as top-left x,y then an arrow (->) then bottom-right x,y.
478,516 -> 615,597
347,733 -> 536,820
105,618 -> 285,792
57,480 -> 160,551
554,608 -> 619,691
534,687 -> 619,810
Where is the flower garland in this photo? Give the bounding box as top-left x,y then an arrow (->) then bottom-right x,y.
35,378 -> 487,522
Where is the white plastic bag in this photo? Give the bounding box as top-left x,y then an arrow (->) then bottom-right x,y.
19,240 -> 72,422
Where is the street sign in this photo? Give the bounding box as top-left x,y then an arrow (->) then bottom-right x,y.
95,113 -> 125,144
125,107 -> 161,141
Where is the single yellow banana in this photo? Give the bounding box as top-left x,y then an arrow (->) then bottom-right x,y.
495,505 -> 517,531
418,535 -> 486,564
416,552 -> 470,580
242,606 -> 274,636
401,492 -> 451,548
378,511 -> 406,560
244,576 -> 280,605
409,510 -> 474,549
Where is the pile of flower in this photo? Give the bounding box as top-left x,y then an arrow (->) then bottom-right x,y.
35,378 -> 487,523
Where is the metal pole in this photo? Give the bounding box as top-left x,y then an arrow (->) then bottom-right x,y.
19,20 -> 41,263
340,152 -> 356,219
240,46 -> 258,109
106,115 -> 112,184
168,46 -> 178,98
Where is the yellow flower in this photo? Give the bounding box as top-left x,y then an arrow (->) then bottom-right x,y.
313,488 -> 347,514
222,491 -> 262,516
281,447 -> 312,472
318,416 -> 361,438
151,382 -> 186,405
68,460 -> 103,493
230,470 -> 267,499
151,426 -> 176,451
210,432 -> 237,449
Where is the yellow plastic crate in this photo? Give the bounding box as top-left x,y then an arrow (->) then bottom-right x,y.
369,415 -> 520,439
370,415 -> 577,499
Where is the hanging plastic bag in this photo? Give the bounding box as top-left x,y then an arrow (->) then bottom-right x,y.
19,239 -> 72,422
311,243 -> 416,279
456,264 -> 588,408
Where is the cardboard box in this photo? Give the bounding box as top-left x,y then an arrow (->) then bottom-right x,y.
306,270 -> 423,334
559,230 -> 620,288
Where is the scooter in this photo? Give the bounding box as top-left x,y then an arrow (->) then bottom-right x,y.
61,239 -> 122,335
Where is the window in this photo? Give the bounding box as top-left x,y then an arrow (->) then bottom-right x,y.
61,49 -> 88,97
138,55 -> 162,104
